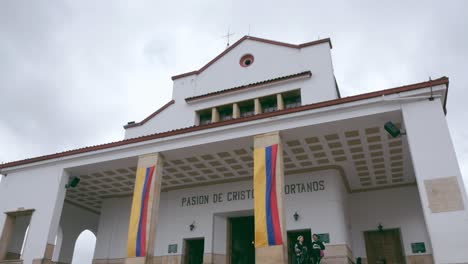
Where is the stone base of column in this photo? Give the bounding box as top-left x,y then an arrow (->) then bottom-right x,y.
31,243 -> 56,264
256,245 -> 287,264
151,255 -> 181,264
200,253 -> 227,264
32,259 -> 54,264
358,255 -> 434,264
1,260 -> 24,264
124,257 -> 145,264
211,254 -> 227,264
93,258 -> 125,264
406,254 -> 434,264
320,244 -> 354,264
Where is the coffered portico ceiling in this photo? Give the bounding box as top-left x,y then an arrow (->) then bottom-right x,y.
66,111 -> 413,213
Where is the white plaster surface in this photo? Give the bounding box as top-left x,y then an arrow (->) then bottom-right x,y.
403,99 -> 468,263
94,170 -> 351,258
124,39 -> 338,139
350,186 -> 432,259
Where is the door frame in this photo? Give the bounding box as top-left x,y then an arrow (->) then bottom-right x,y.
287,228 -> 312,264
363,228 -> 406,264
227,215 -> 255,264
183,237 -> 205,264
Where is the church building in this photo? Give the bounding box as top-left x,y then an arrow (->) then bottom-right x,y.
1,35 -> 467,264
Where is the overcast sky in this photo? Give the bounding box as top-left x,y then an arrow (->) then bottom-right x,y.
1,0 -> 467,262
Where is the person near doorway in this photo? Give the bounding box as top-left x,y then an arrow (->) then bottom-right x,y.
294,235 -> 309,264
310,234 -> 325,264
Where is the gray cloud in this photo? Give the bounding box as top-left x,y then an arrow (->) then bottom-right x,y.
1,1 -> 468,261
1,0 -> 467,186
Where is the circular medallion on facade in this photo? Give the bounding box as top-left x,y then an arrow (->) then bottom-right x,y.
239,54 -> 254,67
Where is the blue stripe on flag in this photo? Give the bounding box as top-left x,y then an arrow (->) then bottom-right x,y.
265,146 -> 276,245
136,167 -> 150,256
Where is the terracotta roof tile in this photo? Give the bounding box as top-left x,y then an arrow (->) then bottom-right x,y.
0,77 -> 449,170
185,71 -> 312,102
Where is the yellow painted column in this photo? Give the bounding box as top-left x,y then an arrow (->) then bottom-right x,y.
253,132 -> 287,264
125,153 -> 163,264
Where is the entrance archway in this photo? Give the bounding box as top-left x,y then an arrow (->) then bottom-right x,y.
71,230 -> 96,264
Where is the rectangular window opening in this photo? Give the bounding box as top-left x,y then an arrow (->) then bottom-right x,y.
260,95 -> 277,113
198,109 -> 212,125
283,89 -> 302,109
238,100 -> 255,118
218,105 -> 233,121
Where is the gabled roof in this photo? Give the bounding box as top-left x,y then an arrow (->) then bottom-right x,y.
171,36 -> 332,80
185,71 -> 312,102
0,77 -> 448,170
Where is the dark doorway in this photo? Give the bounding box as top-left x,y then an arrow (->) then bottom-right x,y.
364,229 -> 405,264
183,238 -> 204,264
287,229 -> 312,264
230,216 -> 255,264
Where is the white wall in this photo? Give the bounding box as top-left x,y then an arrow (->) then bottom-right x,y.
403,99 -> 468,263
350,186 -> 431,259
93,173 -> 435,261
93,197 -> 132,259
124,39 -> 338,139
212,215 -> 228,255
0,165 -> 65,264
285,170 -> 350,245
93,169 -> 349,258
57,202 -> 100,263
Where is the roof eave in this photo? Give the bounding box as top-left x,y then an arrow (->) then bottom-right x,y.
185,71 -> 312,103
0,77 -> 449,171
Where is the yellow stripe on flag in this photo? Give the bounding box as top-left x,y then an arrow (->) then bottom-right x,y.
145,173 -> 155,250
254,147 -> 268,247
127,167 -> 146,257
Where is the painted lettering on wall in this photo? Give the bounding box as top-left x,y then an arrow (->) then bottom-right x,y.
180,180 -> 325,207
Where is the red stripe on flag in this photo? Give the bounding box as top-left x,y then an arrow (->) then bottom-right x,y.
140,166 -> 155,256
270,144 -> 282,244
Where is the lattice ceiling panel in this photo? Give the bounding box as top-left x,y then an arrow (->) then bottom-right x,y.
66,123 -> 414,213
161,148 -> 254,188
66,166 -> 137,213
280,123 -> 413,190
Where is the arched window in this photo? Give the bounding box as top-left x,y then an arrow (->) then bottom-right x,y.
71,230 -> 96,264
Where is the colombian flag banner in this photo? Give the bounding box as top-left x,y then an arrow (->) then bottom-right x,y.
127,166 -> 156,257
254,144 -> 283,248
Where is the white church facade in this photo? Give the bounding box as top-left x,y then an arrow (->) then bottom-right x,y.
0,36 -> 467,264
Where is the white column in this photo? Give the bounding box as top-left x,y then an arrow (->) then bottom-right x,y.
254,99 -> 262,115
233,103 -> 240,119
276,94 -> 284,111
30,169 -> 68,264
402,99 -> 468,264
211,108 -> 220,123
